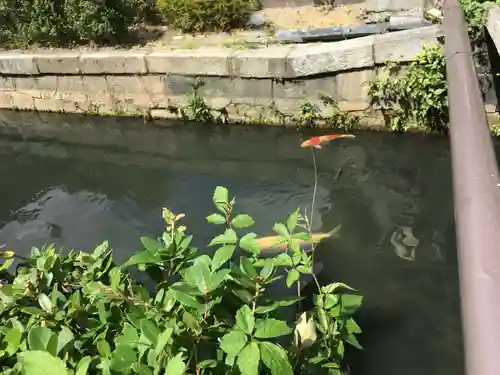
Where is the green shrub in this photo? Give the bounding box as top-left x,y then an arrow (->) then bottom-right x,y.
0,186 -> 362,375
0,0 -> 149,47
157,0 -> 259,33
367,45 -> 448,133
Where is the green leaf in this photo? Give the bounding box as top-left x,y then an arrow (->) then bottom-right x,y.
56,327 -> 74,355
286,209 -> 299,233
172,290 -> 199,308
259,342 -> 293,375
239,233 -> 261,255
286,269 -> 300,287
231,214 -> 255,229
28,327 -> 57,355
340,294 -> 363,314
38,293 -> 53,313
121,251 -> 161,268
209,269 -> 230,292
235,305 -> 255,335
212,245 -> 235,271
254,319 -> 292,339
345,333 -> 363,349
18,351 -> 67,375
155,327 -> 173,357
240,257 -> 258,278
97,340 -> 111,358
75,356 -> 91,375
110,345 -> 137,372
141,237 -> 164,252
273,223 -> 290,238
220,330 -> 248,357
165,352 -> 186,375
209,229 -> 238,247
140,319 -> 159,347
237,342 -> 260,375
3,327 -> 21,356
206,213 -> 226,225
213,186 -> 229,205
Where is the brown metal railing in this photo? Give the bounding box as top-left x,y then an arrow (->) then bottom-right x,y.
442,0 -> 500,374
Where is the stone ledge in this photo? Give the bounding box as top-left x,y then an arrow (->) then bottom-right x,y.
487,5 -> 500,53
0,26 -> 442,78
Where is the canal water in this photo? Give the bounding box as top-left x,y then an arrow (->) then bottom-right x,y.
0,111 -> 463,375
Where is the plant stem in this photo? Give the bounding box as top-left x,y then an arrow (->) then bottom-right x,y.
309,148 -> 322,293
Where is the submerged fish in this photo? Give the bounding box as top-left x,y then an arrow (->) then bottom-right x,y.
300,134 -> 356,149
256,225 -> 341,252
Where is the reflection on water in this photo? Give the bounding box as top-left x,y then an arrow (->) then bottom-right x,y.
0,111 -> 463,375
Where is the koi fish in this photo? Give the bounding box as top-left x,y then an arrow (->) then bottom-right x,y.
300,134 -> 356,149
256,225 -> 341,252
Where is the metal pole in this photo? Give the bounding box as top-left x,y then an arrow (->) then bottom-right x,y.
443,0 -> 500,374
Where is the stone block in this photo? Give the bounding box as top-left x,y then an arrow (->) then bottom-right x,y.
10,92 -> 35,110
487,6 -> 500,52
79,51 -> 147,74
35,52 -> 81,74
273,76 -> 337,100
335,69 -> 375,102
34,98 -> 63,112
141,75 -> 166,105
82,76 -> 109,95
232,78 -> 273,101
0,92 -> 13,108
0,54 -> 39,74
0,77 -> 15,90
287,36 -> 375,77
146,49 -> 231,76
373,25 -> 443,64
230,45 -> 293,78
13,77 -> 36,90
57,76 -> 86,92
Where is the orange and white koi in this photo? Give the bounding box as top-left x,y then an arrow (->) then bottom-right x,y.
300,134 -> 356,149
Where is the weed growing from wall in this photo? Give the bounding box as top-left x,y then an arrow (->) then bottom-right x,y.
367,45 -> 448,133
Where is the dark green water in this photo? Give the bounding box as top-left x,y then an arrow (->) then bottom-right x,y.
0,110 -> 463,375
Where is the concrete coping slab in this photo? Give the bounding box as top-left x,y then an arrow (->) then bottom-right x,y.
0,25 -> 442,78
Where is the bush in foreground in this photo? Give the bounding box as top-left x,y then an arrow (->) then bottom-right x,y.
157,0 -> 259,33
0,0 -> 147,48
0,186 -> 362,375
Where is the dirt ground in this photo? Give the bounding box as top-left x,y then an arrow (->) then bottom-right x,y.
259,4 -> 364,29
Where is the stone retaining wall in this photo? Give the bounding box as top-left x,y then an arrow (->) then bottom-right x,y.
0,26 -> 442,127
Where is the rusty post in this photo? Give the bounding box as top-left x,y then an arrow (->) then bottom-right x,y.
442,0 -> 500,374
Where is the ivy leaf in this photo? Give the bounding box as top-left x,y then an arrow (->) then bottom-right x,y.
286,269 -> 300,288
231,214 -> 255,229
259,342 -> 293,375
220,330 -> 248,357
272,223 -> 289,238
254,319 -> 292,339
165,352 -> 186,375
237,342 -> 260,375
212,245 -> 235,270
235,305 -> 255,335
206,213 -> 226,225
209,229 -> 237,247
286,209 -> 299,233
239,233 -> 261,255
18,351 -> 67,375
